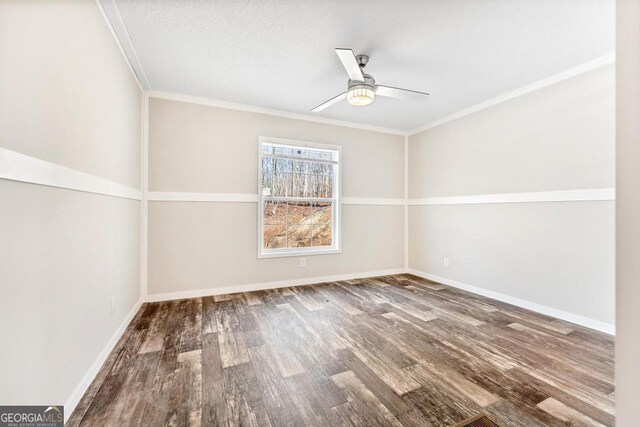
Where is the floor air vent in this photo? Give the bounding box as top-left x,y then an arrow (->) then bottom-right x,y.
455,413 -> 500,427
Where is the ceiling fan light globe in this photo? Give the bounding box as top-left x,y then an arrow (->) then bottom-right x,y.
347,86 -> 375,106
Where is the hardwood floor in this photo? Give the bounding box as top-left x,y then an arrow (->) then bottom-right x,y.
68,274 -> 614,426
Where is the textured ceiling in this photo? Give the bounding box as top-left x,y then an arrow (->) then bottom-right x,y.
112,0 -> 614,131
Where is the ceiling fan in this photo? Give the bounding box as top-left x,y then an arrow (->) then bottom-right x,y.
311,48 -> 429,112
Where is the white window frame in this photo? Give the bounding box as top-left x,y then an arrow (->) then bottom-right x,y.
258,136 -> 342,259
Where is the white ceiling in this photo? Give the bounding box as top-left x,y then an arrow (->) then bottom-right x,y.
110,0 -> 614,131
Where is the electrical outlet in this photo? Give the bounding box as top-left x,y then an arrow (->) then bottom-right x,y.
110,296 -> 116,316
443,257 -> 450,267
300,257 -> 306,267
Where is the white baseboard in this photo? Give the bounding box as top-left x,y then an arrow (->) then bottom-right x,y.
145,268 -> 406,302
64,298 -> 144,423
148,267 -> 616,335
407,269 -> 615,335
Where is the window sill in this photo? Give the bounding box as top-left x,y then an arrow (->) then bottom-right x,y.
258,247 -> 341,259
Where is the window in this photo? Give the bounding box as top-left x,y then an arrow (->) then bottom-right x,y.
258,137 -> 341,258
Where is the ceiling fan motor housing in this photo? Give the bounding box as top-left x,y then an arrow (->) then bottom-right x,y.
347,74 -> 376,91
347,74 -> 376,106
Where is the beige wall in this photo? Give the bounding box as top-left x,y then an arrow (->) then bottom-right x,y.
149,203 -> 403,294
0,0 -> 141,408
0,181 -> 140,405
409,65 -> 614,198
147,97 -> 405,295
149,98 -> 404,198
0,0 -> 141,189
408,65 -> 615,326
615,0 -> 640,422
409,202 -> 614,323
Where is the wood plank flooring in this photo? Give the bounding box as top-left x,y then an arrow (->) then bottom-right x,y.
68,274 -> 614,426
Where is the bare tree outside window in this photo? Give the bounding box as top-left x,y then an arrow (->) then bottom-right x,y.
259,139 -> 340,257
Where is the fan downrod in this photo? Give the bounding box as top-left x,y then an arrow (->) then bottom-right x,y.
355,54 -> 369,69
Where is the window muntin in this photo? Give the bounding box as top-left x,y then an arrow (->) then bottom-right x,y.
259,138 -> 340,257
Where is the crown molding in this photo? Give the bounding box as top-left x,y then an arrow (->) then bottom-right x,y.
147,91 -> 407,136
407,53 -> 616,136
95,0 -> 614,138
95,0 -> 150,90
149,51 -> 615,138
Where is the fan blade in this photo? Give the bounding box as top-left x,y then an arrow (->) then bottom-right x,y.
311,92 -> 347,112
335,48 -> 364,82
376,85 -> 429,100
